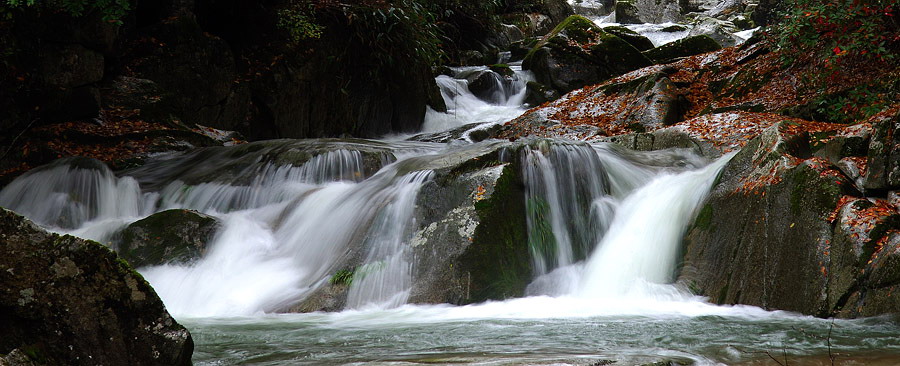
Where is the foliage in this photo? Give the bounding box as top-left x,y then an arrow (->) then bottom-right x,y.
771,0 -> 898,65
277,3 -> 324,42
808,81 -> 899,124
343,0 -> 444,67
1,0 -> 131,24
329,269 -> 354,285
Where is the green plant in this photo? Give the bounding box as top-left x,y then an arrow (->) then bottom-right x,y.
771,0 -> 898,65
344,0 -> 444,68
329,269 -> 354,285
2,0 -> 131,24
277,4 -> 324,42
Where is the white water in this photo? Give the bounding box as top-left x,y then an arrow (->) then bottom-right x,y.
422,64 -> 534,133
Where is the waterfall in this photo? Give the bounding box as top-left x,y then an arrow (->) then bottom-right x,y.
141,165 -> 435,316
577,153 -> 733,298
0,157 -> 155,239
423,63 -> 534,132
345,170 -> 433,309
520,140 -> 610,275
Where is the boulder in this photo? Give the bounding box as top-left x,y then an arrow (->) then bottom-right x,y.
39,44 -> 104,88
643,35 -> 722,64
863,106 -> 900,191
116,209 -> 220,268
615,0 -> 683,24
680,122 -> 900,317
602,26 -> 655,51
523,15 -> 653,95
686,16 -> 741,47
0,209 -> 193,365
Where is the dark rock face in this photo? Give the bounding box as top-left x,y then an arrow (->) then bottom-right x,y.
680,120 -> 900,318
643,35 -> 722,64
116,209 -> 220,268
523,15 -> 652,95
863,107 -> 900,191
0,209 -> 193,365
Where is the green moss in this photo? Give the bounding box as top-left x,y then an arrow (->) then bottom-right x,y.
526,197 -> 557,264
642,35 -> 721,64
489,64 -> 513,77
694,204 -> 714,231
458,164 -> 532,302
524,15 -> 603,65
329,269 -> 354,285
20,344 -> 48,363
602,25 -> 654,51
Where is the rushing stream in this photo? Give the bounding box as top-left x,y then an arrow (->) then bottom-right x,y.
2,51 -> 900,366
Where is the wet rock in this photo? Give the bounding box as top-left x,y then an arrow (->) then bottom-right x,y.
523,15 -> 652,95
602,26 -> 655,51
643,35 -> 722,64
525,81 -> 562,106
686,16 -> 741,48
615,0 -> 683,24
864,106 -> 900,191
408,141 -> 532,304
0,209 -> 193,365
291,141 -> 533,310
681,122 -> 900,317
116,209 -> 220,268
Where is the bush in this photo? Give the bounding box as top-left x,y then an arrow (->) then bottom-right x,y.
1,0 -> 131,23
772,0 -> 898,65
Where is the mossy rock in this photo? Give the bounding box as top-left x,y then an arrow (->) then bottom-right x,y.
615,0 -> 642,24
456,164 -> 532,302
116,209 -> 220,268
524,15 -> 604,65
523,15 -> 651,94
661,24 -> 688,32
587,32 -> 653,74
489,64 -> 514,77
643,35 -> 722,64
603,25 -> 654,51
0,208 -> 193,365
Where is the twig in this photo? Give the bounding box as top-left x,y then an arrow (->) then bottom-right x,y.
0,117 -> 38,162
827,318 -> 835,366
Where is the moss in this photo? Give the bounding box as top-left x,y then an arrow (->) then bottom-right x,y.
588,32 -> 653,71
642,35 -> 721,64
458,164 -> 532,302
524,15 -> 603,65
602,25 -> 654,51
329,269 -> 354,285
694,204 -> 714,231
489,64 -> 513,77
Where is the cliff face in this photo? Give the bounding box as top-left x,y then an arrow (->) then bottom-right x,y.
0,209 -> 194,365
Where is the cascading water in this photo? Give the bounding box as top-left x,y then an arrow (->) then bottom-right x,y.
577,153 -> 733,298
521,141 -> 610,275
423,63 -> 534,133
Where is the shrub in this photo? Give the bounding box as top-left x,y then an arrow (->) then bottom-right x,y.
772,0 -> 898,65
2,0 -> 131,24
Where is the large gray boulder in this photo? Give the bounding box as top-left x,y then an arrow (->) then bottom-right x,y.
0,209 -> 193,365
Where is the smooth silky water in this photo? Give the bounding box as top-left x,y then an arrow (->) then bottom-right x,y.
2,62 -> 899,366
